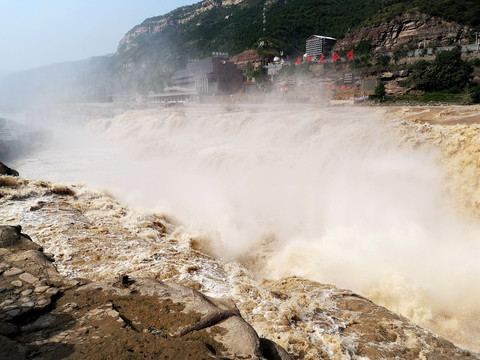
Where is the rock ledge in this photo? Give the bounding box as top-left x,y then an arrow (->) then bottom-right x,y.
0,225 -> 291,359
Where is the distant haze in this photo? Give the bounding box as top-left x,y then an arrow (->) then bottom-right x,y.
0,0 -> 198,72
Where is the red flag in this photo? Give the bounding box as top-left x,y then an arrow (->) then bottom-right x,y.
333,51 -> 340,62
347,49 -> 354,61
296,57 -> 302,65
307,55 -> 314,62
318,54 -> 325,63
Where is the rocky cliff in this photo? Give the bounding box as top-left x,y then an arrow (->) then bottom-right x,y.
116,0 -> 249,56
335,12 -> 472,53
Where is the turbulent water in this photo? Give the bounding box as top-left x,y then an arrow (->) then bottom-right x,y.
6,103 -> 480,353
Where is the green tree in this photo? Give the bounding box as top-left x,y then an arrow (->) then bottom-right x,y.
374,82 -> 386,99
470,86 -> 480,103
431,47 -> 473,92
251,67 -> 268,83
409,59 -> 432,89
408,47 -> 473,92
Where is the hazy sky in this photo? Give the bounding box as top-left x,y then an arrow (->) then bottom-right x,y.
0,0 -> 199,72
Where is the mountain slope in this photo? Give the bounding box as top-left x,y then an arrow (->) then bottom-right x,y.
1,0 -> 479,104
111,0 -> 480,94
366,0 -> 480,27
0,56 -> 112,110
110,0 -> 389,93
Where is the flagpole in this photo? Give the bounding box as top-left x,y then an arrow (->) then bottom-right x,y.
350,49 -> 354,98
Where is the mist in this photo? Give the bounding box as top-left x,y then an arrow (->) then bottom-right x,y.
15,103 -> 480,305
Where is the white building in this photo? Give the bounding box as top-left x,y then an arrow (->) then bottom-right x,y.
306,35 -> 337,57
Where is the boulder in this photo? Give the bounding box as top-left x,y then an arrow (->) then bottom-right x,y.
260,338 -> 294,360
0,162 -> 19,177
206,314 -> 262,358
0,226 -> 42,252
0,335 -> 27,359
72,279 -> 289,359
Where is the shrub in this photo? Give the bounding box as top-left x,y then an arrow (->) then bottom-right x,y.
393,47 -> 407,63
375,54 -> 391,66
470,58 -> 480,67
470,86 -> 480,103
356,40 -> 372,55
374,82 -> 386,100
408,47 -> 473,92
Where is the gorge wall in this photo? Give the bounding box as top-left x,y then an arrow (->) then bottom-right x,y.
335,13 -> 472,53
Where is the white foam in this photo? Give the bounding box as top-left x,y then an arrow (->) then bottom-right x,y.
12,103 -> 480,351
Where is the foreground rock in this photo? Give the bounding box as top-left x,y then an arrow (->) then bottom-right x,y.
0,225 -> 291,359
0,162 -> 19,177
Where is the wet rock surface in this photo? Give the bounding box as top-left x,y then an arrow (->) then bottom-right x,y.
0,162 -> 19,177
258,278 -> 479,359
0,225 -> 291,359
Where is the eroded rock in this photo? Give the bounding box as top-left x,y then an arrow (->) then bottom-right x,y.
335,13 -> 471,53
0,227 -> 291,359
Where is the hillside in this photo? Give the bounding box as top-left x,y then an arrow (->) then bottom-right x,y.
335,12 -> 472,54
1,0 -> 479,105
110,0 -> 480,94
0,56 -> 112,110
365,0 -> 480,27
110,0 -> 388,93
